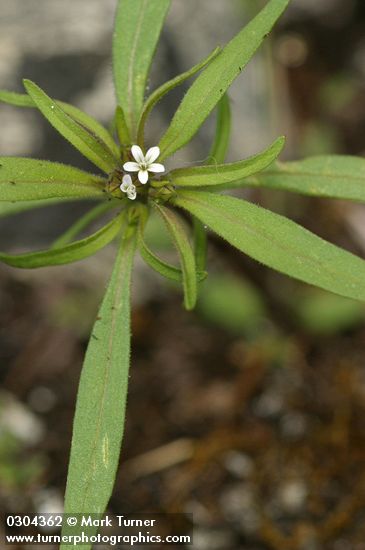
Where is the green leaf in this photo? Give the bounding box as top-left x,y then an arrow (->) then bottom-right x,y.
23,80 -> 119,174
56,103 -> 119,161
58,105 -> 120,161
0,158 -> 105,201
193,216 -> 208,274
138,224 -> 183,282
198,273 -> 266,335
51,202 -> 118,249
115,106 -> 131,148
0,214 -> 124,268
158,0 -> 289,160
0,198 -> 76,218
175,190 -> 365,302
61,231 -> 136,550
138,223 -> 206,283
137,46 -> 221,146
0,90 -> 34,107
154,204 -> 197,310
209,93 -> 231,164
295,289 -> 365,335
0,89 -> 120,159
243,155 -> 365,203
113,0 -> 171,137
169,136 -> 285,188
190,95 -> 232,272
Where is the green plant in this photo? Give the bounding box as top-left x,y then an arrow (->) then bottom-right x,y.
1,0 -> 365,546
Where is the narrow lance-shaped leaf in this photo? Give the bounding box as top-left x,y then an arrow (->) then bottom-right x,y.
51,202 -> 119,249
242,155 -> 365,203
137,46 -> 221,146
0,158 -> 105,201
0,89 -> 120,157
192,94 -> 231,270
23,80 -> 119,174
113,0 -> 171,137
169,136 -> 285,188
0,90 -> 35,107
175,190 -> 365,302
138,223 -> 206,283
159,0 -> 289,160
193,217 -> 207,274
115,106 -> 132,149
209,93 -> 231,164
53,103 -> 120,160
61,230 -> 136,550
154,204 -> 197,310
0,214 -> 124,269
138,223 -> 184,282
0,198 -> 80,218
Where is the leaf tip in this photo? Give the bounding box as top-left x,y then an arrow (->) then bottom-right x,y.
275,135 -> 286,153
184,300 -> 196,312
22,78 -> 36,94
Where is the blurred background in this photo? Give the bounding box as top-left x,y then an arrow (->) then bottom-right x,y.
1,1 -> 365,549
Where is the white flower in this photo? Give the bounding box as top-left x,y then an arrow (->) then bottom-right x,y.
123,145 -> 165,184
120,174 -> 137,201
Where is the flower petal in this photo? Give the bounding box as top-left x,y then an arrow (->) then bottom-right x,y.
127,186 -> 137,200
123,162 -> 140,172
120,179 -> 133,193
145,146 -> 160,164
138,170 -> 149,184
148,163 -> 165,173
131,145 -> 145,164
120,181 -> 130,192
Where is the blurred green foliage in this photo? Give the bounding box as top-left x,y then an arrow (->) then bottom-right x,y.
197,272 -> 266,335
0,423 -> 44,491
295,289 -> 365,335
